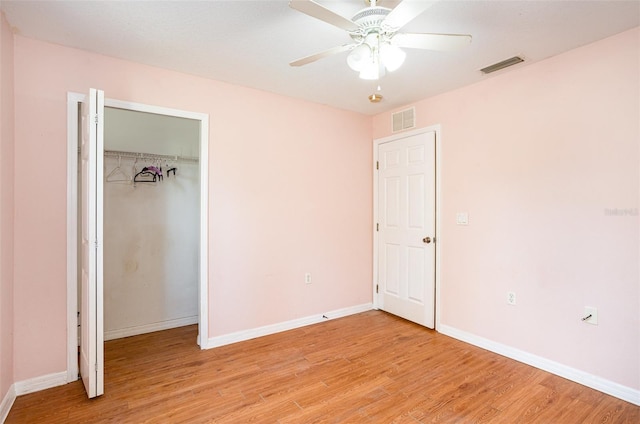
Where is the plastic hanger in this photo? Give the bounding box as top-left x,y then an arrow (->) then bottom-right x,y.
106,156 -> 132,183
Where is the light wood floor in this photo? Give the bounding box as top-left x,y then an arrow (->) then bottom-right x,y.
7,311 -> 639,423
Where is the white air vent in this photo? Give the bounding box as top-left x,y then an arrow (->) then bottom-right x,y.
392,107 -> 415,133
480,56 -> 524,74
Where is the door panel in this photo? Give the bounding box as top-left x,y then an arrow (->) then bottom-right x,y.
377,131 -> 436,328
407,246 -> 425,302
408,174 -> 425,227
383,243 -> 401,294
384,177 -> 400,227
80,88 -> 104,398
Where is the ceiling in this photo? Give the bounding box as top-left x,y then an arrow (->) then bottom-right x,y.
2,0 -> 638,115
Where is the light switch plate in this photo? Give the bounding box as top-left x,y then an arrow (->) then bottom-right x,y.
456,212 -> 469,225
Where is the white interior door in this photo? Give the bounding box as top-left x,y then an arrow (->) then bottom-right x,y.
377,131 -> 436,328
80,88 -> 104,398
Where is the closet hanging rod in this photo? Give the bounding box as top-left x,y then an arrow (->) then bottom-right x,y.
103,149 -> 199,164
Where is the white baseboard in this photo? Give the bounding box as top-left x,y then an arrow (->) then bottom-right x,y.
104,315 -> 198,341
438,324 -> 640,406
14,371 -> 68,396
0,384 -> 16,424
204,303 -> 373,349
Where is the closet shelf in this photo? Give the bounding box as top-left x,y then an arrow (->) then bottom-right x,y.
104,149 -> 199,164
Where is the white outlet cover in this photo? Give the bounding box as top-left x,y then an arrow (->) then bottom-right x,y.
456,212 -> 469,225
507,292 -> 516,305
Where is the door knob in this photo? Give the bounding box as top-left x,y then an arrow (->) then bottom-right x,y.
423,236 -> 431,244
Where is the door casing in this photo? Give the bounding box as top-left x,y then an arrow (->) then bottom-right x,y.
66,92 -> 210,383
372,125 -> 442,330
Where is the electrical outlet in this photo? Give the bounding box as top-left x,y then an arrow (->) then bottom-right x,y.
305,273 -> 312,284
507,292 -> 516,305
582,306 -> 598,325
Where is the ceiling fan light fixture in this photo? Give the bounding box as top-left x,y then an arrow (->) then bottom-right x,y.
359,56 -> 386,80
380,42 -> 406,72
359,61 -> 379,80
347,44 -> 372,71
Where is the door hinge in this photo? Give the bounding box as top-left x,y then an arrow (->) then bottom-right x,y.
95,362 -> 99,372
376,223 -> 379,232
376,161 -> 379,170
94,114 -> 99,125
376,284 -> 379,294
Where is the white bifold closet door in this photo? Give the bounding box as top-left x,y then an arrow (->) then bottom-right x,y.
79,88 -> 105,398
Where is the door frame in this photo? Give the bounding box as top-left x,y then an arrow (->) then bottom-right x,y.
66,92 -> 210,382
372,124 -> 442,330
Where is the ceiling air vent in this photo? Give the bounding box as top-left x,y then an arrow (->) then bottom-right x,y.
480,56 -> 524,74
392,107 -> 415,133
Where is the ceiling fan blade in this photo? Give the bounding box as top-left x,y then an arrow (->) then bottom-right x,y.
290,44 -> 354,67
383,0 -> 436,30
289,0 -> 359,32
394,32 -> 472,51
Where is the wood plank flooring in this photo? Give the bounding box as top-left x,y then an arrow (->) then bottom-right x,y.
6,311 -> 639,423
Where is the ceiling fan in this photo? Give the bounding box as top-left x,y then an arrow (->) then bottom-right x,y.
289,0 -> 472,80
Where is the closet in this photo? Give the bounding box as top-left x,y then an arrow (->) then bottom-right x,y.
101,107 -> 200,341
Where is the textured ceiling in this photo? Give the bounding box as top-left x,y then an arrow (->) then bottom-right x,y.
2,0 -> 638,115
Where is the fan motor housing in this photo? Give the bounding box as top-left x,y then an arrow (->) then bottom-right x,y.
349,6 -> 392,41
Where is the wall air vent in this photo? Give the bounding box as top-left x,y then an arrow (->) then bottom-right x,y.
480,56 -> 524,74
392,107 -> 415,133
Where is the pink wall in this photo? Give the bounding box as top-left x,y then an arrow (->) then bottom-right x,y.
12,36 -> 373,382
374,28 -> 639,390
0,11 -> 16,401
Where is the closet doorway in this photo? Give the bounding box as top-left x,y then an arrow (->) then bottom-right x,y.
101,107 -> 201,342
66,93 -> 209,393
